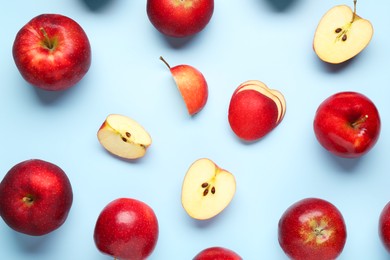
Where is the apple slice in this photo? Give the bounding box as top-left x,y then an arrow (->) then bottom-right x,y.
97,114 -> 152,159
181,158 -> 236,220
160,56 -> 208,116
313,0 -> 373,64
228,80 -> 286,141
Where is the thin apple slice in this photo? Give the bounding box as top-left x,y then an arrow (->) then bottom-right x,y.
181,158 -> 236,220
97,114 -> 152,159
313,2 -> 373,64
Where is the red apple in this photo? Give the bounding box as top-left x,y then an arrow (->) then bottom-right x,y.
313,91 -> 381,158
13,14 -> 91,91
0,159 -> 73,236
228,80 -> 286,141
379,202 -> 390,253
193,247 -> 242,260
160,56 -> 208,115
278,198 -> 347,260
146,0 -> 214,38
94,198 -> 159,260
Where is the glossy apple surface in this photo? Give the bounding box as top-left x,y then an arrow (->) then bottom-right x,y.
313,91 -> 380,158
193,246 -> 242,260
147,0 -> 214,38
94,198 -> 159,260
13,14 -> 91,91
278,198 -> 347,260
379,202 -> 390,253
0,159 -> 73,236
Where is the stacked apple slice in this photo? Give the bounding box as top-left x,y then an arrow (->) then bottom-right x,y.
228,80 -> 286,141
181,158 -> 236,220
97,114 -> 152,160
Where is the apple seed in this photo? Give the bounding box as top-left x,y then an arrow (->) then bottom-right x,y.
335,28 -> 342,33
203,188 -> 209,196
201,182 -> 208,188
211,186 -> 216,194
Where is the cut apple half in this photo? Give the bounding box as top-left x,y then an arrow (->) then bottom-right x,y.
97,114 -> 152,160
313,1 -> 373,64
181,158 -> 236,220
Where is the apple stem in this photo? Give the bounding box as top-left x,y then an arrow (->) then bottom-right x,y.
40,28 -> 54,50
159,56 -> 171,69
351,115 -> 368,128
351,0 -> 357,22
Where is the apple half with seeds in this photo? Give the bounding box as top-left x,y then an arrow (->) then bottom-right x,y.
97,114 -> 152,160
313,0 -> 373,64
228,80 -> 286,142
181,158 -> 236,220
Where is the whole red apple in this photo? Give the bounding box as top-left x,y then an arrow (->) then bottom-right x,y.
313,91 -> 381,158
13,14 -> 91,91
0,159 -> 73,236
193,246 -> 242,260
379,202 -> 390,253
94,198 -> 159,260
160,56 -> 208,115
278,198 -> 347,260
146,0 -> 214,38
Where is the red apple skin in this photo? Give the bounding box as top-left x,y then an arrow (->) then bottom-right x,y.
228,89 -> 278,141
170,64 -> 208,115
13,14 -> 91,91
278,198 -> 347,260
146,0 -> 214,38
379,202 -> 390,253
313,91 -> 381,158
193,247 -> 242,260
94,198 -> 159,260
0,159 -> 73,236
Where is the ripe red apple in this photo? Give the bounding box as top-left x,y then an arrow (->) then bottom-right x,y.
313,91 -> 381,158
228,80 -> 286,141
160,56 -> 208,115
146,0 -> 214,38
193,247 -> 242,260
379,202 -> 390,253
13,14 -> 91,91
94,198 -> 159,260
0,159 -> 73,236
278,198 -> 347,260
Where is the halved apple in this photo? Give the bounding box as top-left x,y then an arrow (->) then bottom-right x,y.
97,114 -> 152,159
181,158 -> 236,220
313,1 -> 373,64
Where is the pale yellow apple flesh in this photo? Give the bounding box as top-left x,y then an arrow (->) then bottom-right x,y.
181,158 -> 236,220
236,80 -> 286,124
97,114 -> 152,159
313,5 -> 373,64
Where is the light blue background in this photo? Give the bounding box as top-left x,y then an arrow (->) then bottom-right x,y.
1,0 -> 389,259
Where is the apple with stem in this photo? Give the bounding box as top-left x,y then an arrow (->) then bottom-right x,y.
13,14 -> 91,91
146,0 -> 214,38
278,198 -> 347,260
193,247 -> 242,260
0,159 -> 73,236
97,114 -> 152,160
160,56 -> 208,116
181,158 -> 236,220
94,198 -> 159,260
313,91 -> 380,158
313,0 -> 373,64
228,80 -> 286,142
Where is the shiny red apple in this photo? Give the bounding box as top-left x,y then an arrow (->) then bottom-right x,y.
146,0 -> 214,38
278,198 -> 347,260
0,159 -> 73,236
379,202 -> 390,253
13,14 -> 91,91
94,198 -> 159,260
193,246 -> 242,260
313,91 -> 381,158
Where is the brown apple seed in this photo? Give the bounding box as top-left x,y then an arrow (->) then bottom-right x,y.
126,132 -> 131,138
203,188 -> 209,196
211,186 -> 216,194
342,34 -> 347,41
201,182 -> 208,188
335,28 -> 342,33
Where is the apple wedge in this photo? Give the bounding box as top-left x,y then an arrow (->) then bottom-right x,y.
97,114 -> 152,159
313,0 -> 373,64
181,158 -> 236,220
